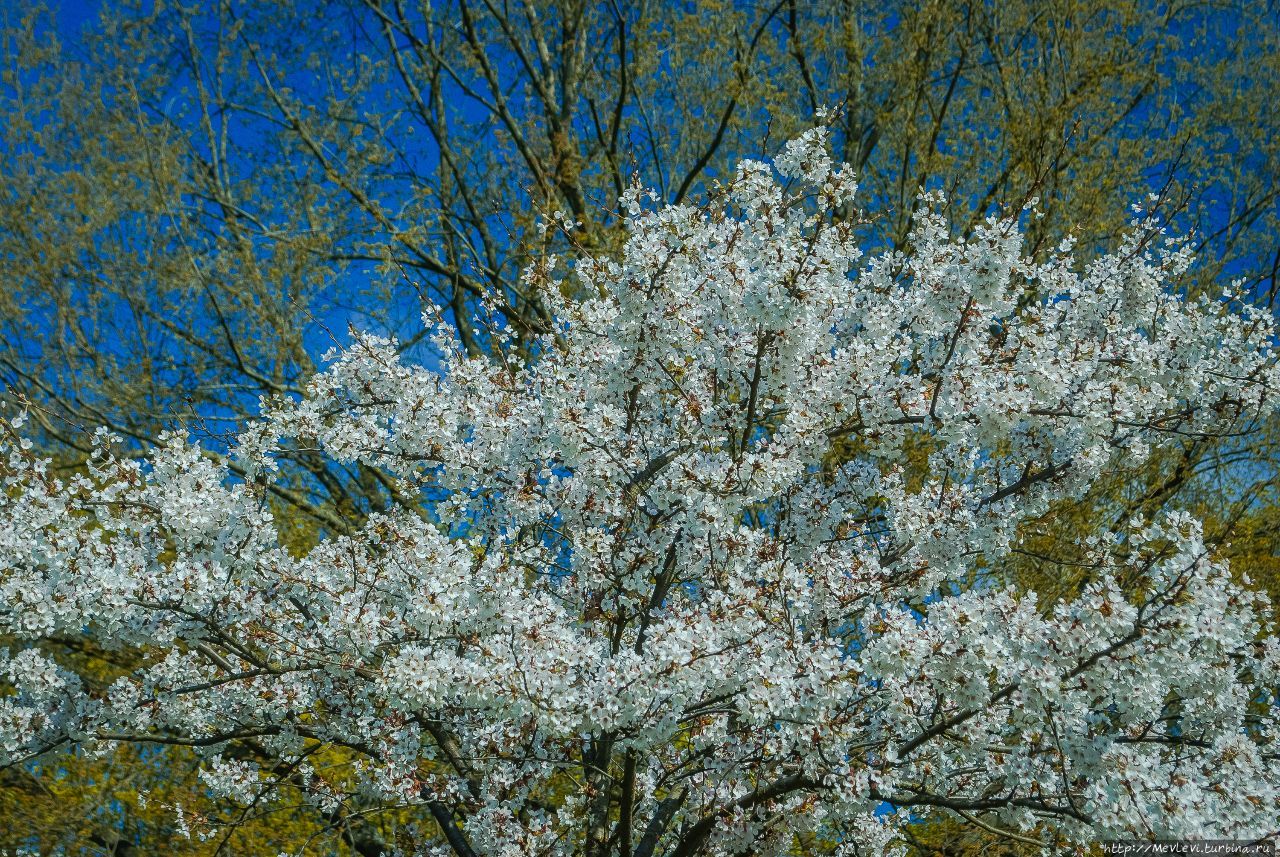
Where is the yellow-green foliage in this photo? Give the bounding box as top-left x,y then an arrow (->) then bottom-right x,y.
1,0 -> 1276,852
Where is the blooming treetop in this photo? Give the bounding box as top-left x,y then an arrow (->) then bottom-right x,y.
2,128 -> 1278,855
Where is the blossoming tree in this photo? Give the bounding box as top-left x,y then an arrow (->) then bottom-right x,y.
2,129 -> 1278,855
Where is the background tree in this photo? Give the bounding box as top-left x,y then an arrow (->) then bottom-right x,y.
1,0 -> 1278,852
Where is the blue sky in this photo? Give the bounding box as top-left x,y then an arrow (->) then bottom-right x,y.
54,0 -> 100,43
14,0 -> 1277,459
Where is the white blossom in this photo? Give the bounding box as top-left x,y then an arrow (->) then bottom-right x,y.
1,128 -> 1277,854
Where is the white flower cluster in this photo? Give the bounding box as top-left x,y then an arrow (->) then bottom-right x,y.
2,128 -> 1277,854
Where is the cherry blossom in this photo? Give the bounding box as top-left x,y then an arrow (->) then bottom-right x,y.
2,127 -> 1277,854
